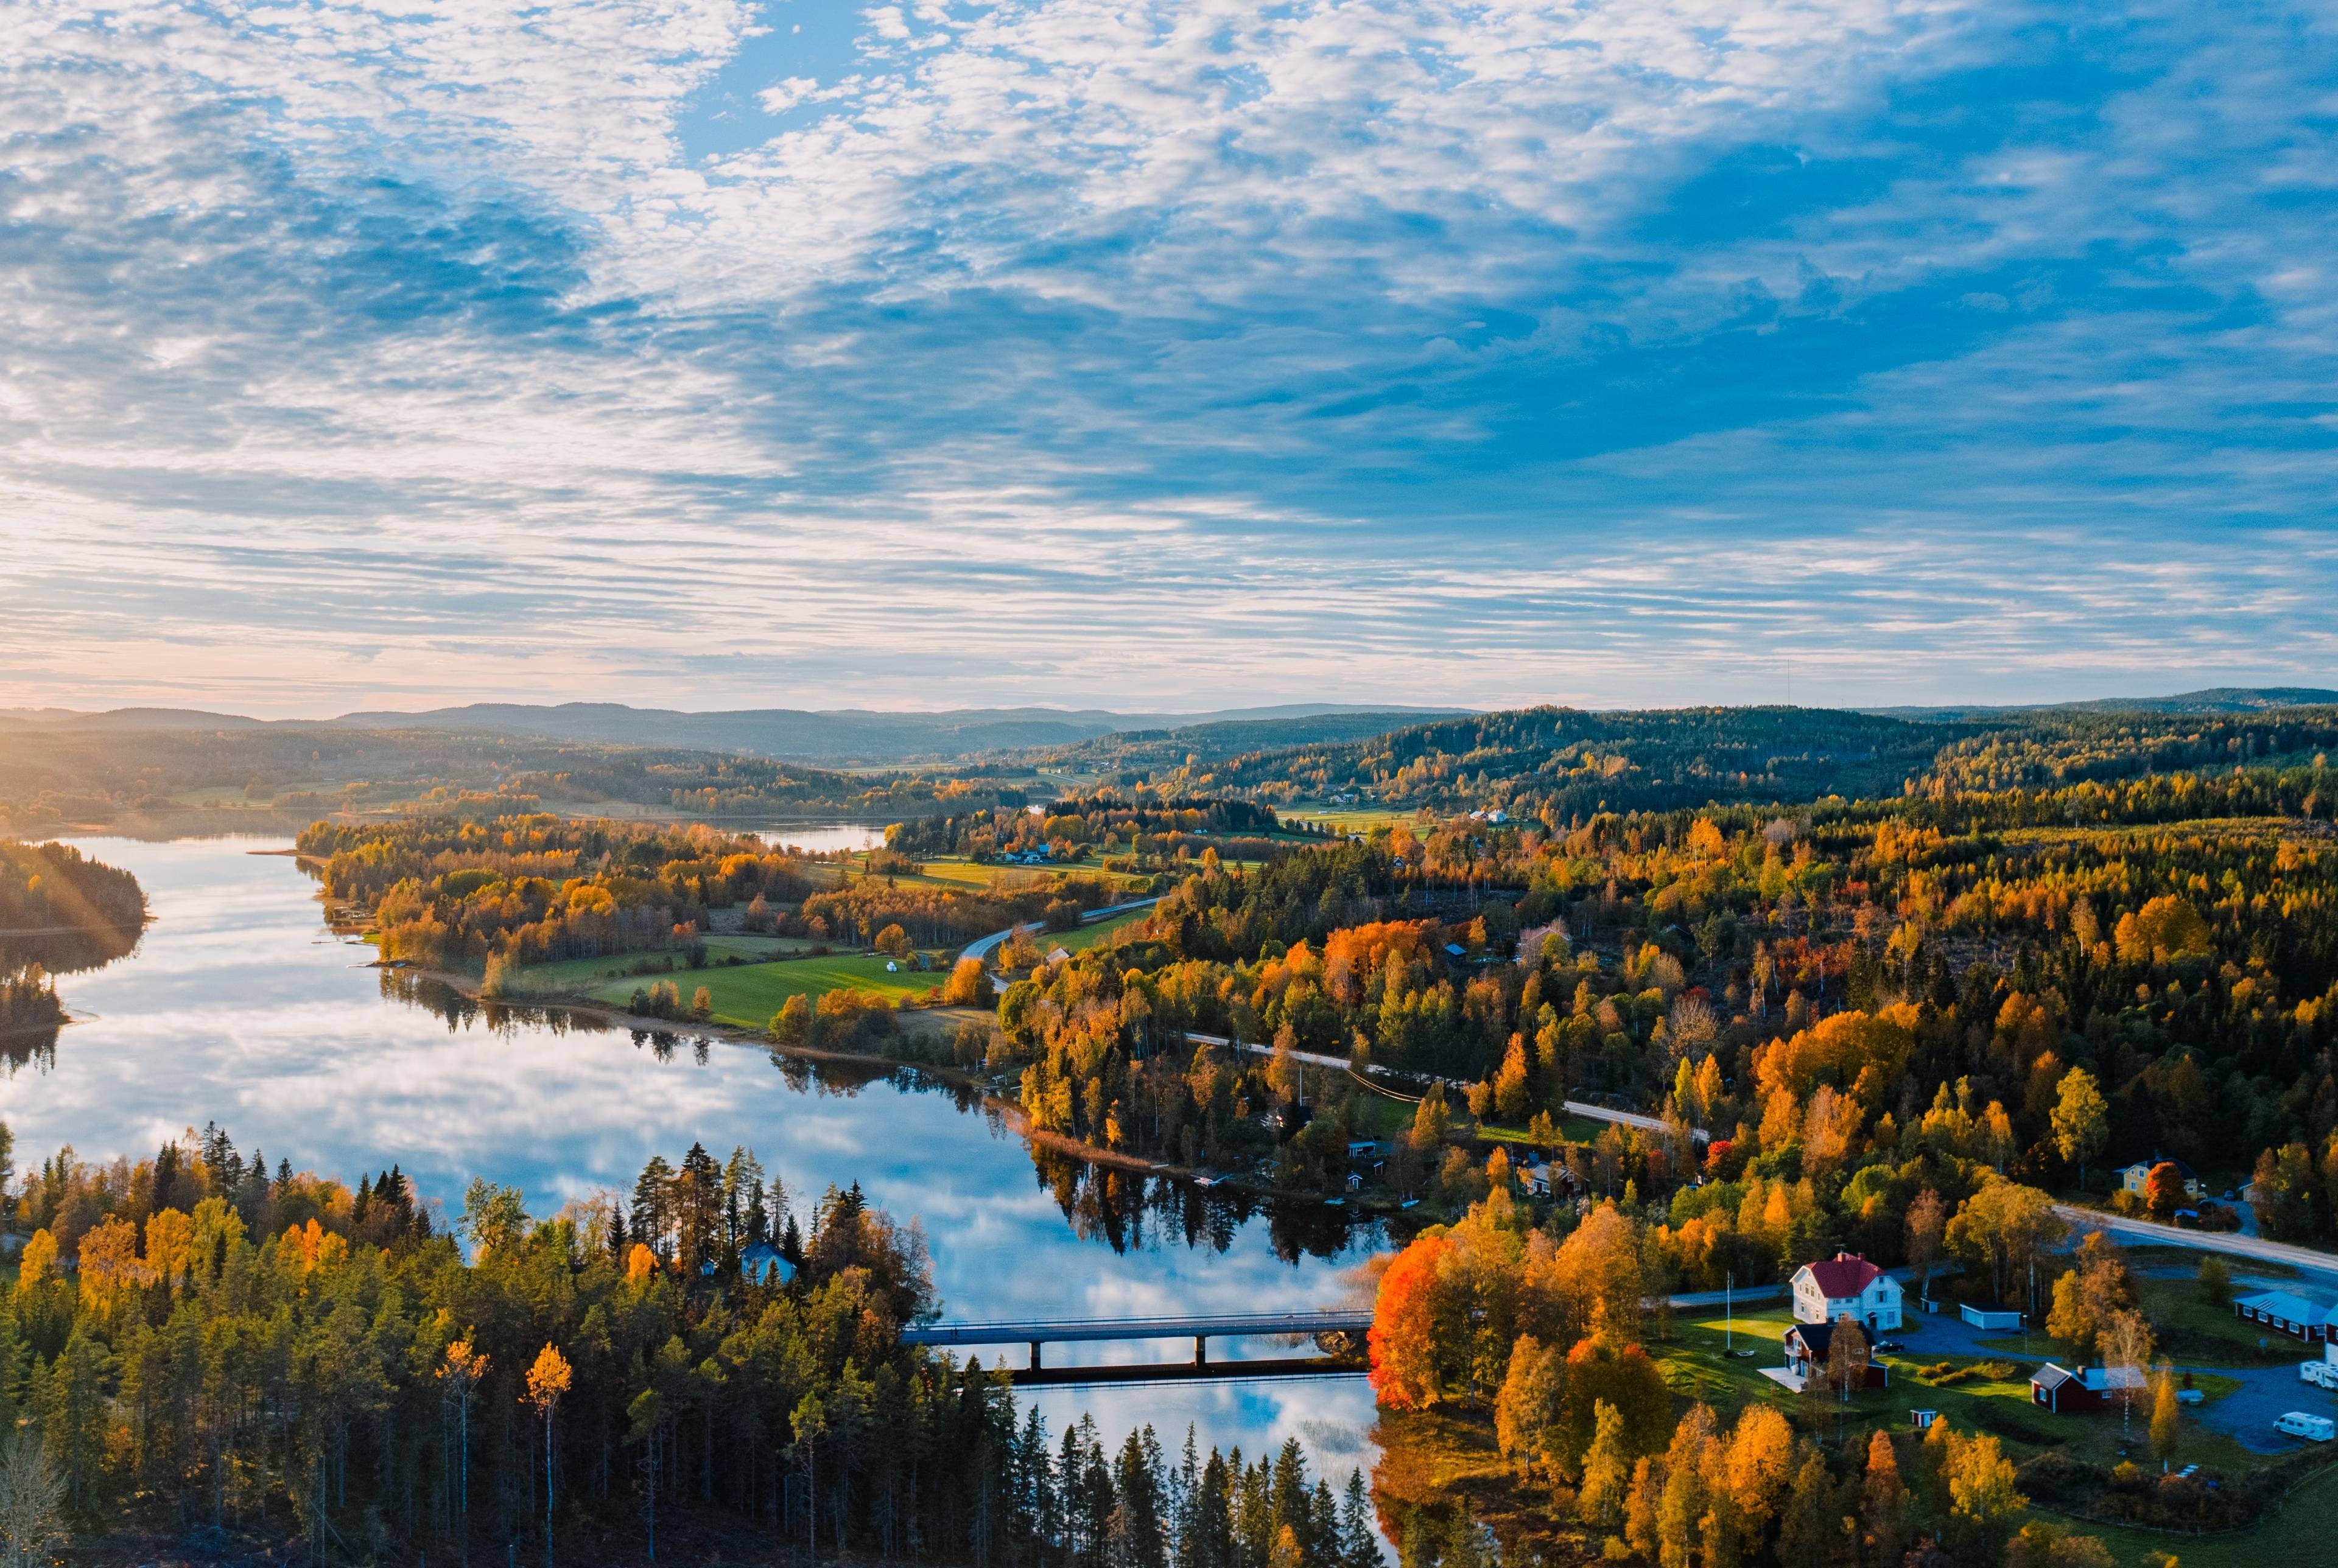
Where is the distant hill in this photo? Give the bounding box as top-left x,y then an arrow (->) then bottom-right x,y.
0,701 -> 1462,765
1874,687 -> 2338,720
323,701 -> 1465,762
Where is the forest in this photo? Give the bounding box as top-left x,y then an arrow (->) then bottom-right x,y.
0,1124 -> 1388,1568
0,841 -> 147,1060
297,816 -> 829,970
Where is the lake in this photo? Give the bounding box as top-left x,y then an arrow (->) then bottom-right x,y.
7,836 -> 1385,1475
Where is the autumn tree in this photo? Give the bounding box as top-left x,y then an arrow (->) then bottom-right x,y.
1904,1188 -> 1945,1305
2149,1364 -> 2180,1461
525,1343 -> 573,1568
1861,1429 -> 1908,1564
1576,1401 -> 1631,1532
2050,1067 -> 2108,1191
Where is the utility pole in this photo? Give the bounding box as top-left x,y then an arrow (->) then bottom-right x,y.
1725,1271 -> 1733,1354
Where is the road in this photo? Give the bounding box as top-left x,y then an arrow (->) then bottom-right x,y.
1564,1099 -> 1713,1146
958,895 -> 1162,963
2052,1206 -> 2338,1278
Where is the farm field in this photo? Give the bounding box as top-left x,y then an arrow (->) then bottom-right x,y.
586,952 -> 933,1028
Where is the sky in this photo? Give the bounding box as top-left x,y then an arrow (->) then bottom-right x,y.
2,0 -> 2335,718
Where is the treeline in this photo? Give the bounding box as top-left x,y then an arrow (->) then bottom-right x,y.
1145,706 -> 1971,815
0,719 -> 1018,831
0,1123 -> 1385,1568
0,840 -> 146,976
1920,707 -> 2338,794
297,814 -> 826,969
886,797 -> 1283,863
801,872 -> 1126,949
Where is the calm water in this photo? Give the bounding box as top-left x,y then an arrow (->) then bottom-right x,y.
10,836 -> 1383,1471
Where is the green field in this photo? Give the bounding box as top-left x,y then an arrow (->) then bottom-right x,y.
1051,907 -> 1151,953
586,953 -> 932,1029
510,935 -> 809,993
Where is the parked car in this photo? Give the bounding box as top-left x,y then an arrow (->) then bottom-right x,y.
1873,1340 -> 1905,1353
2273,1412 -> 2336,1442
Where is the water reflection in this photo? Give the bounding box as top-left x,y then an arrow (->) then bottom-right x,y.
9,836 -> 1391,1471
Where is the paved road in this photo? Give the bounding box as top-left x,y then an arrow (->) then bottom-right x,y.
1564,1099 -> 1713,1146
2052,1206 -> 2338,1279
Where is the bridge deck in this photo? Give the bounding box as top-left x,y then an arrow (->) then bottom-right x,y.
902,1310 -> 1372,1347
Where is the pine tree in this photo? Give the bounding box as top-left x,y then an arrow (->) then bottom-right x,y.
1338,1470 -> 1383,1568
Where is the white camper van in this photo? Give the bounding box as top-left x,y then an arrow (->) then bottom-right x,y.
2273,1412 -> 2336,1442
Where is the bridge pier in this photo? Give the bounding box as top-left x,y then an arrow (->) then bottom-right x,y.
1194,1335 -> 1208,1367
1030,1340 -> 1042,1371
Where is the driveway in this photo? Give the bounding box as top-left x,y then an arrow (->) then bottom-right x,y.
1876,1293 -> 2337,1455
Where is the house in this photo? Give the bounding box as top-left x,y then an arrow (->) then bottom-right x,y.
1792,1252 -> 1904,1331
1518,1157 -> 1558,1198
1909,1409 -> 1939,1431
2234,1289 -> 2338,1343
2119,1158 -> 2203,1200
1782,1321 -> 1890,1387
2031,1363 -> 2144,1415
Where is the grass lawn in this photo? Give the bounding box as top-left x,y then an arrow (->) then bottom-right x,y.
1658,1306 -> 2277,1479
1476,1111 -> 1623,1147
1053,908 -> 1150,952
585,954 -> 932,1029
2135,1275 -> 2307,1366
1296,807 -> 1429,834
510,936 -> 810,992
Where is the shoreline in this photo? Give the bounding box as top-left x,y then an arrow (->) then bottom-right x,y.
410,961 -> 1416,1219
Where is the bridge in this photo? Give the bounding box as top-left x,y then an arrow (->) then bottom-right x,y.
901,1310 -> 1375,1387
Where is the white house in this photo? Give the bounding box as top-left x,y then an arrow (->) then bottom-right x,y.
1792,1251 -> 1904,1331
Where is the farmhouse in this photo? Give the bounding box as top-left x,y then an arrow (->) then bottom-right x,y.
2234,1289 -> 2338,1343
1792,1251 -> 1904,1331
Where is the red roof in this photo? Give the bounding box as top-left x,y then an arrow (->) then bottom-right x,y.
1802,1252 -> 1882,1298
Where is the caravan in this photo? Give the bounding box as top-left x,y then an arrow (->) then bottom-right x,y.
2273,1412 -> 2336,1442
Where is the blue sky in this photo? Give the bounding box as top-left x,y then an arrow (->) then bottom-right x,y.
2,0 -> 2333,715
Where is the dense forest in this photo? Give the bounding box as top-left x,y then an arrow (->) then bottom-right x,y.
297,816 -> 831,970
1108,704 -> 2338,824
978,746 -> 2338,1255
886,799 -> 1289,867
0,1124 -> 1388,1568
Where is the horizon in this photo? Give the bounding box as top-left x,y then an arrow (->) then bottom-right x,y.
9,682 -> 2338,729
5,1 -> 2336,713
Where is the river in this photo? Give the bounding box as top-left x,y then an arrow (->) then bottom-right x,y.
4,836 -> 1385,1475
